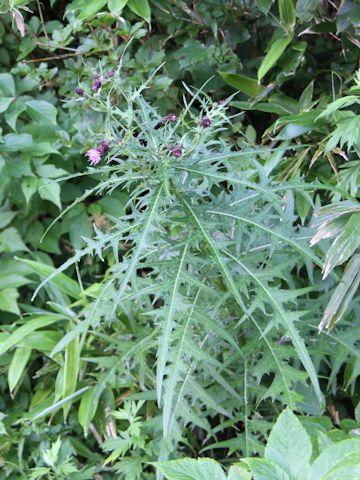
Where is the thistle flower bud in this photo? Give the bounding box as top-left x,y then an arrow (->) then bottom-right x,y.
168,143 -> 183,157
199,116 -> 211,127
75,87 -> 84,97
92,79 -> 102,92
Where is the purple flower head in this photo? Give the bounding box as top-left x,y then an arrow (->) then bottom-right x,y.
199,116 -> 211,128
75,87 -> 84,97
106,70 -> 114,78
85,148 -> 102,166
168,143 -> 183,158
98,139 -> 110,155
167,113 -> 177,122
92,78 -> 102,92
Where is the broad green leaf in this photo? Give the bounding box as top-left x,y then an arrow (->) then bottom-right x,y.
309,439 -> 360,480
0,288 -> 20,315
38,178 -> 62,209
22,176 -> 38,204
20,330 -> 62,353
265,408 -> 312,479
258,36 -> 292,81
0,73 -> 15,96
279,0 -> 296,28
323,213 -> 360,278
153,458 -> 226,480
6,100 -> 27,130
241,458 -> 290,480
356,402 -> 360,423
62,330 -> 79,420
0,97 -> 14,113
0,314 -> 66,356
78,387 -> 96,433
30,142 -> 60,157
1,133 -> 33,152
77,0 -> 108,19
231,100 -> 289,115
31,386 -> 89,421
8,346 -> 31,393
319,254 -> 360,331
108,0 -> 128,12
322,455 -> 360,480
36,165 -> 68,178
298,80 -> 314,110
276,123 -> 310,140
26,100 -> 57,125
219,72 -> 264,97
16,258 -> 81,299
127,0 -> 151,22
0,211 -> 17,229
0,227 -> 28,253
227,465 -> 252,480
0,274 -> 29,290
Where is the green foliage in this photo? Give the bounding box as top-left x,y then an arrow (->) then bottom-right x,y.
155,408 -> 360,480
0,0 -> 359,478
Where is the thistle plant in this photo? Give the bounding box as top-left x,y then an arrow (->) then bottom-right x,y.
30,70 -> 327,467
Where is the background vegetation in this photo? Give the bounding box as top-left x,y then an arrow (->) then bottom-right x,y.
0,0 -> 359,478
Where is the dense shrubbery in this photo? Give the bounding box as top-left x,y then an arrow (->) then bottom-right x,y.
0,0 -> 359,478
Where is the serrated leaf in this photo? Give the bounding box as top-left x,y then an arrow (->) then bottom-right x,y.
157,245 -> 188,409
265,408 -> 312,479
241,458 -> 290,480
153,458 -> 226,480
310,439 -> 360,480
322,454 -> 360,480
